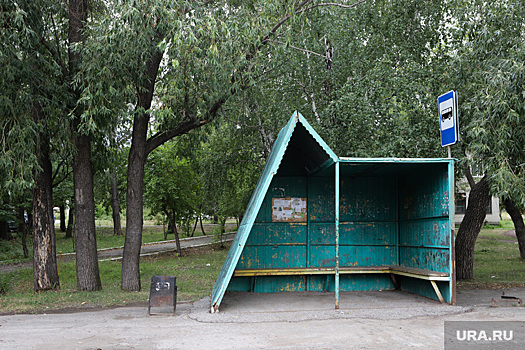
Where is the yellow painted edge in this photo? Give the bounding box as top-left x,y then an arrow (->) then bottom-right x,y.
233,267 -> 451,281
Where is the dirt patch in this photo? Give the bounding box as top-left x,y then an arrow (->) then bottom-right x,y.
504,230 -> 517,238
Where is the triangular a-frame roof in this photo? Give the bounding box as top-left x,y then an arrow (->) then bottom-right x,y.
210,111 -> 337,312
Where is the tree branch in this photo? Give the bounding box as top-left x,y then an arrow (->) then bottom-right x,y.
265,39 -> 328,58
465,165 -> 475,187
257,0 -> 312,51
145,118 -> 209,156
297,0 -> 367,15
145,0 -> 366,156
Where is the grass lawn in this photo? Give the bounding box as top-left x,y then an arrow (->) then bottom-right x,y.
457,222 -> 525,289
0,223 -> 238,264
0,243 -> 230,314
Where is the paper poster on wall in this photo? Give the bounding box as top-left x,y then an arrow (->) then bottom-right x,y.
272,197 -> 307,222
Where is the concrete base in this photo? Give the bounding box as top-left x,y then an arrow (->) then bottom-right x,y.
191,290 -> 471,323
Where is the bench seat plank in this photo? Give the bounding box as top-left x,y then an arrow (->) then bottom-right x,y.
234,266 -> 449,281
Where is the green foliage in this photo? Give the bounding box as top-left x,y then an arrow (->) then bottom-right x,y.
144,142 -> 200,233
0,0 -> 74,204
233,0 -> 450,159
197,119 -> 263,222
450,0 -> 525,205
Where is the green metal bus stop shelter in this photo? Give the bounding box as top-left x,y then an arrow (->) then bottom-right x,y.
210,111 -> 455,313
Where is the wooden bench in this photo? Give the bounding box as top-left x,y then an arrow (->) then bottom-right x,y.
233,266 -> 450,303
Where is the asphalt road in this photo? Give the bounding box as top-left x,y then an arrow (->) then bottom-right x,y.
2,288 -> 525,349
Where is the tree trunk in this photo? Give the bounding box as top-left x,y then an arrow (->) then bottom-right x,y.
59,204 -> 66,232
172,216 -> 182,256
110,166 -> 122,236
191,216 -> 198,237
455,174 -> 491,280
503,198 -> 525,259
32,103 -> 59,292
199,215 -> 206,235
121,47 -> 163,291
220,217 -> 226,234
65,201 -> 74,239
69,0 -> 100,291
0,221 -> 9,240
121,112 -> 149,291
72,123 -> 102,291
218,217 -> 226,248
18,207 -> 29,259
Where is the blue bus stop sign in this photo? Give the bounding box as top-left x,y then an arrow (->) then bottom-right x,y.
438,90 -> 458,147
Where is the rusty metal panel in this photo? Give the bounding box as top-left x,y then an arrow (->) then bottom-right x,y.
399,218 -> 450,247
340,222 -> 397,246
339,246 -> 397,267
339,177 -> 397,222
308,245 -> 397,268
226,277 -> 252,292
309,223 -> 335,245
246,223 -> 307,246
339,275 -> 395,291
399,247 -> 450,273
309,222 -> 396,246
257,177 -> 308,222
397,276 -> 451,303
307,275 -> 333,292
237,245 -> 307,269
399,166 -> 450,220
309,177 -> 335,222
308,246 -> 336,267
307,275 -> 394,292
254,275 -> 307,293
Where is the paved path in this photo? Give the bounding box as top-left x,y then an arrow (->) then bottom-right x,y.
96,232 -> 236,261
2,289 -> 525,349
0,232 -> 236,274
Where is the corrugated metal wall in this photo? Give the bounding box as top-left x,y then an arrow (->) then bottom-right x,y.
212,113 -> 454,309
229,161 -> 452,300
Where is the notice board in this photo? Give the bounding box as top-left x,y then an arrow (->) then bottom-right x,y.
272,197 -> 307,222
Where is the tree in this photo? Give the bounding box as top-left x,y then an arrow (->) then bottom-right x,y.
0,0 -> 66,291
144,142 -> 200,253
76,0 -> 367,291
503,199 -> 525,259
237,0 -> 450,159
197,119 -> 264,229
1,0 -> 108,291
449,0 -> 525,277
454,170 -> 491,279
68,0 -> 102,291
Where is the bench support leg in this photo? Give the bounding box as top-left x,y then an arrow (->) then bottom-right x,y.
430,281 -> 445,304
390,274 -> 400,290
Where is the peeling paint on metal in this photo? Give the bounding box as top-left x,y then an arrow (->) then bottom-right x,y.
211,113 -> 455,311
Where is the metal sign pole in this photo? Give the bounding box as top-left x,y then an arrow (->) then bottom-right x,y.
335,161 -> 340,310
